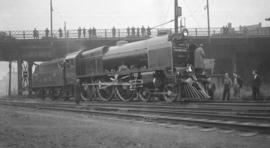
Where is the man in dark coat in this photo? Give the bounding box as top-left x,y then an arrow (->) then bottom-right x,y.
252,70 -> 261,100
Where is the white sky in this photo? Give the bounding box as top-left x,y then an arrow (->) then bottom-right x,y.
0,0 -> 270,31
0,0 -> 270,79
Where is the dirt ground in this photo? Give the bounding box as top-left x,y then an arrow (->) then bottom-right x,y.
0,105 -> 269,148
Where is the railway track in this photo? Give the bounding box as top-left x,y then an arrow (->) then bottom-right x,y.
0,99 -> 270,135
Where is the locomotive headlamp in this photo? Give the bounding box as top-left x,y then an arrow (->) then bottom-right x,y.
182,28 -> 189,37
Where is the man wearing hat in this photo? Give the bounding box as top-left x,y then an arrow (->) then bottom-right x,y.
194,43 -> 206,75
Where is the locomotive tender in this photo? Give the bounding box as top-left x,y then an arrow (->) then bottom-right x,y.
32,29 -> 210,102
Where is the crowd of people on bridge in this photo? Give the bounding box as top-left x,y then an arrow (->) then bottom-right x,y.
31,26 -> 152,39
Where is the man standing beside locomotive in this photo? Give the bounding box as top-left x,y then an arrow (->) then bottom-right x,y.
252,70 -> 261,100
222,73 -> 232,101
194,44 -> 206,75
232,72 -> 243,99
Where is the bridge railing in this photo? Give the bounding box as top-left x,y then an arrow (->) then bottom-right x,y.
1,27 -> 270,40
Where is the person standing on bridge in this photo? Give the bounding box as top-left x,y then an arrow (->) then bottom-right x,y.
77,27 -> 82,38
45,28 -> 49,38
112,26 -> 116,38
147,26 -> 151,37
131,27 -> 135,36
88,28 -> 92,38
33,28 -> 37,39
92,27 -> 96,38
136,27 -> 140,37
141,26 -> 146,37
127,27 -> 130,37
83,27 -> 86,38
58,28 -> 63,38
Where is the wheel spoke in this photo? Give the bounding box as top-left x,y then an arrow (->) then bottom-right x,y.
139,87 -> 151,102
96,85 -> 114,101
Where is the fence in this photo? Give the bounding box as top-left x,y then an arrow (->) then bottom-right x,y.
1,27 -> 270,40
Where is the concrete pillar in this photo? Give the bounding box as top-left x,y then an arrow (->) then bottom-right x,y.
17,60 -> 22,96
8,61 -> 12,96
28,61 -> 33,96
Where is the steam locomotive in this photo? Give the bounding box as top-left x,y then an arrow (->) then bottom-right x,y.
32,29 -> 210,102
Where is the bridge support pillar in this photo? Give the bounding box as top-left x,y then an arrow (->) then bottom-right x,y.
17,60 -> 34,97
17,60 -> 22,96
28,61 -> 33,96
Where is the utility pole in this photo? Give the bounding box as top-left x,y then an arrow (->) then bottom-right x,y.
50,0 -> 53,37
174,0 -> 179,34
206,0 -> 210,38
64,21 -> 67,38
8,61 -> 11,96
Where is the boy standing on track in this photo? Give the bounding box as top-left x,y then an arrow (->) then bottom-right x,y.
232,73 -> 243,100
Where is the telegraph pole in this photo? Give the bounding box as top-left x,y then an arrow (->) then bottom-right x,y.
206,0 -> 210,38
174,0 -> 179,34
8,61 -> 11,96
50,0 -> 53,37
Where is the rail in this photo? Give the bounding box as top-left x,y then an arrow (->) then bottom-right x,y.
1,27 -> 270,40
0,99 -> 270,134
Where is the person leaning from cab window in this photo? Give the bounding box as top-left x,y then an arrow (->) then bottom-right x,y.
194,43 -> 206,75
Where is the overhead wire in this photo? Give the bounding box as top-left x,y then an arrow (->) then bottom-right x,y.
182,0 -> 206,28
163,0 -> 173,22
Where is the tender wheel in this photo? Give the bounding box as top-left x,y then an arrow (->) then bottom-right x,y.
39,89 -> 45,100
138,87 -> 152,102
96,84 -> 114,101
163,84 -> 178,102
116,84 -> 136,102
53,88 -> 61,100
50,88 -> 57,100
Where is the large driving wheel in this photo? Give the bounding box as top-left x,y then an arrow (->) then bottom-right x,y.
163,83 -> 178,102
116,84 -> 136,102
138,87 -> 152,102
96,81 -> 114,101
